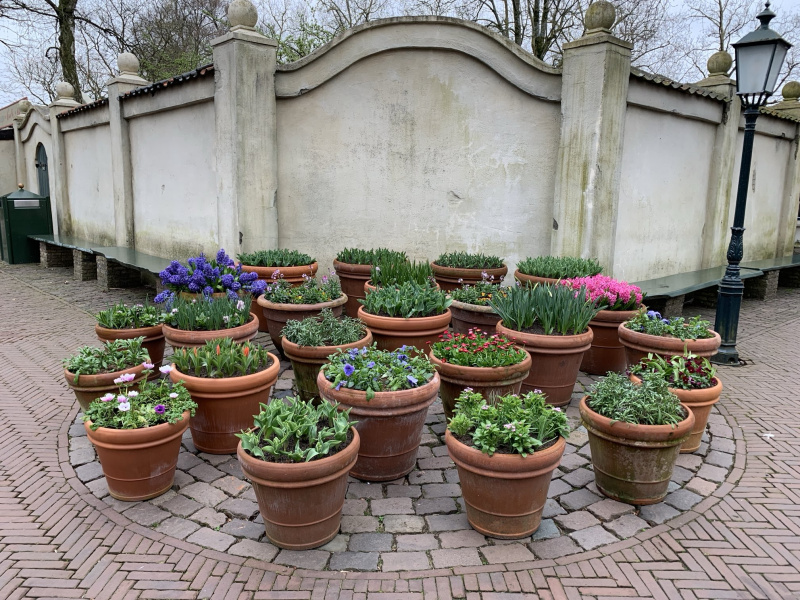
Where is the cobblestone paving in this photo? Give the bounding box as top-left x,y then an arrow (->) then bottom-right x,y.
1,261 -> 799,599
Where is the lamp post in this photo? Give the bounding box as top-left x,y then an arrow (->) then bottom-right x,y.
713,1 -> 791,365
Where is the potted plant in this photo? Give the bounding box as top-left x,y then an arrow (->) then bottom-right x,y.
237,249 -> 318,285
366,257 -> 437,293
237,398 -> 359,550
580,372 -> 695,505
169,339 -> 280,454
256,273 -> 347,354
445,389 -> 569,538
317,346 -> 439,481
358,281 -> 451,354
95,302 -> 166,376
334,248 -> 407,317
162,296 -> 258,349
83,371 -> 197,501
63,338 -> 151,411
618,311 -> 722,366
281,309 -> 372,403
490,283 -> 598,406
560,275 -> 645,375
630,353 -> 722,453
430,328 -> 531,419
449,276 -> 505,334
431,251 -> 507,291
515,256 -> 602,287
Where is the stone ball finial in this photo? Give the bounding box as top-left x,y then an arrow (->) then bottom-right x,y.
585,1 -> 616,31
782,81 -> 800,101
117,52 -> 140,76
228,0 -> 258,29
55,81 -> 75,100
707,51 -> 733,76
18,99 -> 31,112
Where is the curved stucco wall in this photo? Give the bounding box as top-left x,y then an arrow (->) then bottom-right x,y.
19,115 -> 52,195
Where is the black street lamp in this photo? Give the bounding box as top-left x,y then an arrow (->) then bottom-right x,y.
713,1 -> 792,365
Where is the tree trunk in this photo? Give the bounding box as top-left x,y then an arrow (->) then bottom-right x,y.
57,0 -> 83,103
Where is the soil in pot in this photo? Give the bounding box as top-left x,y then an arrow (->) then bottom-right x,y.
95,324 -> 165,378
65,364 -> 147,411
581,309 -> 639,375
333,260 -> 372,318
431,263 -> 508,291
357,306 -> 451,355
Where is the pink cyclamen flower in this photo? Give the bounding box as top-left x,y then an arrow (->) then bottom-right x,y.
118,402 -> 131,412
534,389 -> 543,394
127,390 -> 139,397
553,407 -> 562,412
118,373 -> 136,383
159,365 -> 172,374
117,395 -> 127,402
169,392 -> 178,399
142,362 -> 154,369
100,393 -> 114,402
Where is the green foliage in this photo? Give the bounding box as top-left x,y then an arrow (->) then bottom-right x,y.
434,252 -> 505,269
624,311 -> 715,340
335,248 -> 408,265
450,281 -> 505,307
263,17 -> 335,64
237,249 -> 315,267
64,338 -> 150,380
488,283 -> 599,335
170,338 -> 273,378
360,282 -> 451,318
282,309 -> 367,347
370,258 -> 433,287
630,353 -> 717,390
431,329 -> 527,367
517,256 -> 603,279
448,389 -> 569,457
165,296 -> 252,331
586,371 -> 685,426
95,301 -> 165,329
261,274 -> 342,304
237,397 -> 355,463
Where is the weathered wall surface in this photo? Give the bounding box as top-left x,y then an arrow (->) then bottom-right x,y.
0,140 -> 16,195
18,110 -> 52,195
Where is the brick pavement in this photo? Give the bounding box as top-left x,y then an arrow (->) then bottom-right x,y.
1,261 -> 800,599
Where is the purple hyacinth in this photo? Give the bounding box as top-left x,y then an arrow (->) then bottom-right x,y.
220,273 -> 234,288
227,290 -> 239,300
250,280 -> 266,295
202,286 -> 214,296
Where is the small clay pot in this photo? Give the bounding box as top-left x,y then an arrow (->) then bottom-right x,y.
65,364 -> 147,411
513,270 -> 558,287
95,324 -> 165,378
239,262 -> 318,286
333,260 -> 372,318
445,430 -> 565,539
581,309 -> 640,375
449,300 -> 501,335
163,314 -> 259,349
618,324 -> 722,367
257,295 -> 348,354
430,262 -> 507,291
358,306 -> 451,355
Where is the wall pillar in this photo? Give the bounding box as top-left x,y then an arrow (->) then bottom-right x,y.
48,82 -> 81,236
770,82 -> 800,256
211,0 -> 279,255
11,100 -> 31,188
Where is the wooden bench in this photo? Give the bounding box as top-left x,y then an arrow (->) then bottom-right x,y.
29,233 -> 101,281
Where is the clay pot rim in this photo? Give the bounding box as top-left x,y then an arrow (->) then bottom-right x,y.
618,323 -> 722,351
162,314 -> 258,335
579,395 -> 695,442
238,261 -> 318,274
256,294 -> 348,311
95,323 -> 164,339
628,373 -> 723,402
449,299 -> 497,314
430,262 -> 508,276
357,306 -> 452,328
169,353 -> 280,391
513,270 -> 559,285
84,410 -> 191,444
445,429 -> 566,474
64,363 -> 147,387
429,349 -> 531,379
589,308 -> 642,324
317,370 -> 440,409
281,331 -> 373,360
496,321 -> 593,350
333,259 -> 373,276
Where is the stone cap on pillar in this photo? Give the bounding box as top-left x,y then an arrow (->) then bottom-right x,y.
564,1 -> 632,51
695,51 -> 734,93
212,0 -> 277,48
49,82 -> 81,111
106,53 -> 150,87
770,81 -> 800,116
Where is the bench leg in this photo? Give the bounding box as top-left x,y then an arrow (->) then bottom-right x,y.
744,271 -> 779,301
97,256 -> 141,291
779,266 -> 800,288
39,242 -> 73,269
72,249 -> 97,281
662,295 -> 685,317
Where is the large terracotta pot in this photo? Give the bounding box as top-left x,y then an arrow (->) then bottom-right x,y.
430,352 -> 532,420
170,356 -> 280,454
581,309 -> 640,375
514,270 -> 558,287
317,371 -> 439,481
445,430 -> 565,539
449,300 -> 502,335
618,324 -> 722,367
357,306 -> 451,355
431,263 -> 508,291
65,364 -> 147,411
496,321 -> 593,407
239,262 -> 318,286
333,260 -> 372,318
163,314 -> 259,349
84,411 -> 190,501
257,295 -> 348,354
579,396 -> 694,505
238,428 -> 359,550
95,324 -> 165,378
281,332 -> 373,403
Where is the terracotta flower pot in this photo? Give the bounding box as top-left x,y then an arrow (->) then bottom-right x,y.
449,300 -> 502,335
170,356 -> 280,454
95,324 -> 165,379
257,295 -> 348,353
317,371 -> 440,481
514,270 -> 558,287
333,260 -> 372,318
239,262 -> 318,286
581,309 -> 639,375
84,411 -> 190,501
496,321 -> 593,407
357,306 -> 451,355
431,262 -> 508,291
281,331 -> 373,403
579,396 -> 695,505
64,364 -> 147,411
430,352 -> 532,420
238,428 -> 359,550
445,430 -> 565,538
618,324 -> 722,367
163,314 -> 259,349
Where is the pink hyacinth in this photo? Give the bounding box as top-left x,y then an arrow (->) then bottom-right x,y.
561,275 -> 643,310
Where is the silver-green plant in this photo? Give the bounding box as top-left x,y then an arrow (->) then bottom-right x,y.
586,371 -> 685,426
488,283 -> 599,335
360,281 -> 451,318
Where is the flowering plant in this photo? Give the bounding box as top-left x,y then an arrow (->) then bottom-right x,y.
431,329 -> 527,368
361,282 -> 451,318
489,282 -> 599,335
624,311 -> 715,340
517,256 -> 602,279
447,389 -> 569,456
155,249 -> 266,303
434,252 -> 504,269
237,249 -> 314,267
561,275 -> 644,311
164,296 -> 252,331
321,345 -> 436,400
261,272 -> 342,304
171,338 -> 274,378
629,353 -> 717,390
83,365 -> 196,430
95,302 -> 165,329
586,371 -> 684,426
282,309 -> 367,347
64,338 -> 150,382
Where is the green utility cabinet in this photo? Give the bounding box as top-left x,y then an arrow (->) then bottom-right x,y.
0,185 -> 53,264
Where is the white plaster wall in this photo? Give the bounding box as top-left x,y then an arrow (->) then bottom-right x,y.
276,48 -> 560,275
21,119 -> 52,195
129,102 -> 217,258
615,106 -> 717,281
64,125 -> 115,244
0,139 -> 16,194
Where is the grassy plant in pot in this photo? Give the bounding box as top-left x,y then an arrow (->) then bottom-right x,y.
83,374 -> 196,501
630,353 -> 722,453
358,281 -> 451,354
237,249 -> 318,285
491,283 -> 598,406
515,256 -> 603,287
169,338 -> 279,454
366,257 -> 438,293
580,372 -> 694,505
162,296 -> 258,349
445,389 -> 569,538
281,309 -> 372,403
237,398 -> 358,549
449,276 -> 505,335
560,275 -> 644,375
619,311 -> 721,367
95,302 -> 166,376
431,251 -> 507,291
63,338 -> 151,411
334,248 -> 407,317
317,346 -> 439,481
430,329 -> 531,420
